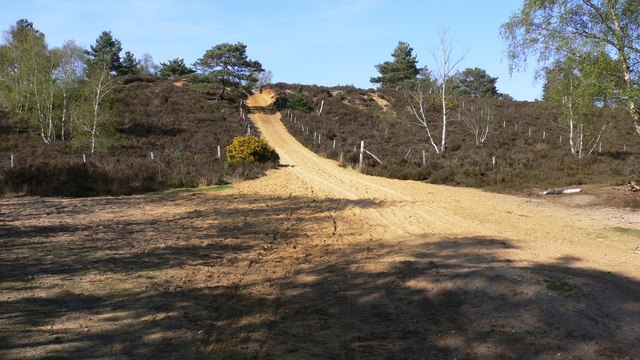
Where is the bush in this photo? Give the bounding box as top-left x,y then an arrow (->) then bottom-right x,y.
287,93 -> 313,112
226,135 -> 279,165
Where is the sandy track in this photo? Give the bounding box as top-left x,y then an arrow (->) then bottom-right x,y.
247,92 -> 639,277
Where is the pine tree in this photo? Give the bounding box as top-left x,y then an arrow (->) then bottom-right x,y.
452,67 -> 499,98
119,51 -> 140,75
193,42 -> 263,99
370,41 -> 419,89
159,58 -> 195,77
86,31 -> 122,74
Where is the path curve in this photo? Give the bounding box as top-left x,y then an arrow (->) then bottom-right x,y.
245,91 -> 639,277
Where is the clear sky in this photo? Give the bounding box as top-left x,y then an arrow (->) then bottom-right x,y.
0,0 -> 543,101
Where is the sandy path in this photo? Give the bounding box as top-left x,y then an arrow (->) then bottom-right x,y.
246,92 -> 639,278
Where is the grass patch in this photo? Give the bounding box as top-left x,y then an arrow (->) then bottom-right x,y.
161,184 -> 231,195
612,227 -> 640,238
544,278 -> 577,294
0,281 -> 37,291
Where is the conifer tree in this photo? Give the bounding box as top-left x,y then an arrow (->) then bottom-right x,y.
371,41 -> 419,89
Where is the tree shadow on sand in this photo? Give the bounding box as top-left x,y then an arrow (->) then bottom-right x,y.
0,193 -> 638,359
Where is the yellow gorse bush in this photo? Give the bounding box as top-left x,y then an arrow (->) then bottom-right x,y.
226,135 -> 278,165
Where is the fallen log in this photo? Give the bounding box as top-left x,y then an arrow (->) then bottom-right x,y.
541,187 -> 583,195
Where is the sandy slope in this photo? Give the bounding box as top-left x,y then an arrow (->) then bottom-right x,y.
246,92 -> 639,277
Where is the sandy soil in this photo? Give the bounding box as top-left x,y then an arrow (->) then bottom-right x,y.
0,91 -> 638,359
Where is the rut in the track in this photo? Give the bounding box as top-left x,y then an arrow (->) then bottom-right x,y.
244,90 -> 640,276
250,110 -> 469,238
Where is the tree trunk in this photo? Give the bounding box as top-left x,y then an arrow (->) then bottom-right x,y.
578,123 -> 584,158
566,96 -> 576,155
218,78 -> 227,100
61,90 -> 67,141
440,81 -> 447,152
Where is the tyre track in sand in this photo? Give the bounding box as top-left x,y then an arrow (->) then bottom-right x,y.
199,92 -> 639,355
246,90 -> 640,275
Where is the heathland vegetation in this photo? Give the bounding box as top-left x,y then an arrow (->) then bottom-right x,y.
0,20 -> 272,196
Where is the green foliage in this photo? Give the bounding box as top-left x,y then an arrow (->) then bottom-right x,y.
287,92 -> 313,112
86,31 -> 123,74
73,64 -> 117,154
452,67 -> 499,98
0,20 -> 115,148
226,135 -> 278,165
119,51 -> 140,75
193,42 -> 264,98
544,278 -> 576,294
0,19 -> 58,139
543,51 -> 617,156
543,51 -> 621,105
159,57 -> 195,77
371,41 -> 419,89
500,0 -> 640,134
612,227 -> 640,238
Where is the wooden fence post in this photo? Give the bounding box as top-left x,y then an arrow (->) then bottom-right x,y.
83,154 -> 86,163
217,145 -> 221,159
333,139 -> 336,149
422,150 -> 426,166
359,141 -> 364,168
150,151 -> 154,160
10,154 -> 14,168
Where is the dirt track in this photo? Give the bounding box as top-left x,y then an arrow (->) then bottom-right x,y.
247,92 -> 639,274
0,91 -> 639,359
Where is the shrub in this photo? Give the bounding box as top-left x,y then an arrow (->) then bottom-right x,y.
226,135 -> 279,165
287,93 -> 313,112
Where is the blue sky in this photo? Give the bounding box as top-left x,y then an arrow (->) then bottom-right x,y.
0,0 -> 542,100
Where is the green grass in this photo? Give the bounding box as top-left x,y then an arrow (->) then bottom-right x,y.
161,184 -> 231,195
544,278 -> 577,294
612,227 -> 640,238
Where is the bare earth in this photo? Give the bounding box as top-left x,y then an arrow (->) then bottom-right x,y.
1,92 -> 639,359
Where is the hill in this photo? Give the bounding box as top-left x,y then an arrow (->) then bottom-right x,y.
271,83 -> 640,197
2,79 -> 638,200
0,76 -> 269,197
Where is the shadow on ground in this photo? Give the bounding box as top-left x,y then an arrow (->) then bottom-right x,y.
0,192 -> 638,359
